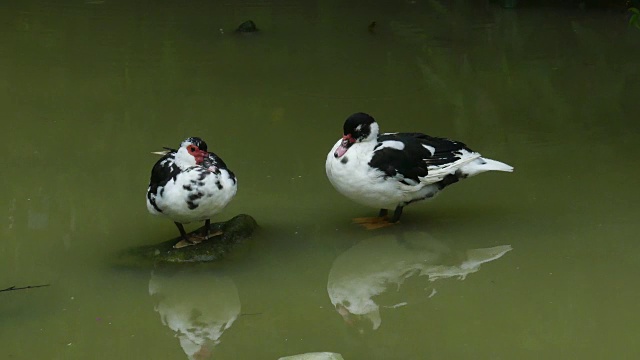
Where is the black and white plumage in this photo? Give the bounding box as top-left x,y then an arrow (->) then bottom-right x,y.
146,137 -> 237,246
325,113 -> 513,226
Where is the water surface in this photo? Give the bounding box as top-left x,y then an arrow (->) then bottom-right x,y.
2,0 -> 640,359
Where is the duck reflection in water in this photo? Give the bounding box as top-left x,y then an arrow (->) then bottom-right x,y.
327,232 -> 512,331
149,268 -> 241,360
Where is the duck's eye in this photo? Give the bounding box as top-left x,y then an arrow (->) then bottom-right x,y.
189,146 -> 196,152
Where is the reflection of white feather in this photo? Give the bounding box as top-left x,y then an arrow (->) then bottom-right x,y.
149,269 -> 241,360
327,233 -> 512,330
279,352 -> 344,360
423,245 -> 513,281
327,236 -> 443,330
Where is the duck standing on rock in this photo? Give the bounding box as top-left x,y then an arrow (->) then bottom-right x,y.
146,137 -> 237,248
326,113 -> 513,229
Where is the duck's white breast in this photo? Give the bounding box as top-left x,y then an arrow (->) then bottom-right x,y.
153,168 -> 237,224
326,140 -> 409,209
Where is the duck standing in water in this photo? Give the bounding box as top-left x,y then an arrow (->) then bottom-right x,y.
146,137 -> 237,248
326,113 -> 513,229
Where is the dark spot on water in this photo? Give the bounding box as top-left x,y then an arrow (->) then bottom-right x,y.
368,21 -> 377,34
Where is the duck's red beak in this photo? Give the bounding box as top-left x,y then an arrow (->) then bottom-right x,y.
334,135 -> 355,158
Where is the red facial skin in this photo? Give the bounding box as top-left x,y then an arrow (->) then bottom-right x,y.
186,145 -> 208,164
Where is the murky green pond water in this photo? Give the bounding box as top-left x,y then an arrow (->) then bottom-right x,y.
2,0 -> 640,359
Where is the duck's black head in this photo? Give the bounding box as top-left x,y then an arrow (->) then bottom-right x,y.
334,113 -> 379,158
181,137 -> 208,152
343,113 -> 377,141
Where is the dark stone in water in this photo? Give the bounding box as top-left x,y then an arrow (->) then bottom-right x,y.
115,214 -> 258,267
235,20 -> 259,33
368,21 -> 377,34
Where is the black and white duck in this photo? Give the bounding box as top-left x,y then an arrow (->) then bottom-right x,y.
325,113 -> 513,229
146,137 -> 237,247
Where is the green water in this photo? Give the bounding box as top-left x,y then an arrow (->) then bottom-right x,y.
2,1 -> 640,359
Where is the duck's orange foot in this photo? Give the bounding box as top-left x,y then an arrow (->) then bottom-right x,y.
173,230 -> 224,249
352,216 -> 397,230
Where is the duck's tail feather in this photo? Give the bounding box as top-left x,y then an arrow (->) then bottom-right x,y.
460,157 -> 513,177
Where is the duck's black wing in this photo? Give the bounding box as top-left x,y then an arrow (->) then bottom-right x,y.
147,152 -> 181,212
369,132 -> 472,185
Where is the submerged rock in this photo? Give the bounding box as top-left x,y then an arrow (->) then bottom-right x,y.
116,214 -> 258,267
235,20 -> 259,33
